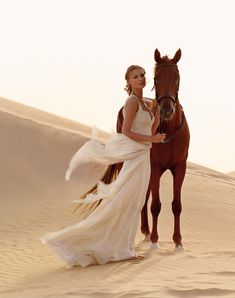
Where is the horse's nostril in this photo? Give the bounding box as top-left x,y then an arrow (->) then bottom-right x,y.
167,109 -> 173,116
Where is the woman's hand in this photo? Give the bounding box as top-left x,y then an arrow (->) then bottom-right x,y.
151,133 -> 166,143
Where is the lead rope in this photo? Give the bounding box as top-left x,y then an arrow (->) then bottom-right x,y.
160,112 -> 185,144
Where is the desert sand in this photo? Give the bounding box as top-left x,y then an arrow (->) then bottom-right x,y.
0,96 -> 235,298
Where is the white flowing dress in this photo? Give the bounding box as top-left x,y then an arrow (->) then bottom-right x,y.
41,98 -> 154,268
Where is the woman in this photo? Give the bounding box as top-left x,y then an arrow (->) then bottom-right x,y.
40,65 -> 165,268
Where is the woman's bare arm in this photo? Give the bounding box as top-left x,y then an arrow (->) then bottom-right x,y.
151,107 -> 160,135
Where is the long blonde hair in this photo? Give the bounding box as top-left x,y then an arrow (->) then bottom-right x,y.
124,65 -> 145,95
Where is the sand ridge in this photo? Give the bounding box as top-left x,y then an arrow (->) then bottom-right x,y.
0,97 -> 235,298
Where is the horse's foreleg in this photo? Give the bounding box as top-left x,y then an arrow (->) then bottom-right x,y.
171,161 -> 186,248
150,169 -> 161,247
141,185 -> 150,238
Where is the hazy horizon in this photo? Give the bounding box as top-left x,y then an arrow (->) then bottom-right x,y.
0,0 -> 234,173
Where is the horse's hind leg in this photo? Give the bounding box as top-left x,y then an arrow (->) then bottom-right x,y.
171,161 -> 186,248
141,185 -> 151,238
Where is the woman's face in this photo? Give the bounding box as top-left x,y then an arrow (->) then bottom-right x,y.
128,68 -> 146,90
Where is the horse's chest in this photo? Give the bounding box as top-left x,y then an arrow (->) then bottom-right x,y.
151,137 -> 189,168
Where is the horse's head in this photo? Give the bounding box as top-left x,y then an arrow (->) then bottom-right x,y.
154,49 -> 181,121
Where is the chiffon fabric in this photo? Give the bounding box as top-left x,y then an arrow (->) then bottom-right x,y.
41,97 -> 154,268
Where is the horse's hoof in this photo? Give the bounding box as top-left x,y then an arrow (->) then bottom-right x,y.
144,234 -> 150,241
175,244 -> 184,252
149,242 -> 160,250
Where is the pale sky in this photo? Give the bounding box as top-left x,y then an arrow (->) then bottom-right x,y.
0,0 -> 235,173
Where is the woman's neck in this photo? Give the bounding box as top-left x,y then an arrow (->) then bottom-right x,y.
130,90 -> 143,101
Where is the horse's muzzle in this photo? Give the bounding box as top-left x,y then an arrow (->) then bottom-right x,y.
160,108 -> 175,120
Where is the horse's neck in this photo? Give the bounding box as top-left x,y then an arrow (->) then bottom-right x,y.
162,101 -> 182,133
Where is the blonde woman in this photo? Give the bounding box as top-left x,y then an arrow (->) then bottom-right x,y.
41,65 -> 165,268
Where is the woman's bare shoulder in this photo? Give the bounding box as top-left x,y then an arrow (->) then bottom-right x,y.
124,95 -> 138,106
123,95 -> 139,113
125,95 -> 139,105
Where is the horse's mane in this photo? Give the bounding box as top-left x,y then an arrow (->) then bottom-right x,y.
161,55 -> 170,62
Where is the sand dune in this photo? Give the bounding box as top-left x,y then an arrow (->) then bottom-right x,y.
0,97 -> 235,298
228,171 -> 235,178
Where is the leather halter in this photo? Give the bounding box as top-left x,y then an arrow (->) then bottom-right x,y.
153,62 -> 184,144
152,63 -> 179,104
157,95 -> 177,104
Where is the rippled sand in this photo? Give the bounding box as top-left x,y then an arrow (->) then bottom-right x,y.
1,97 -> 235,298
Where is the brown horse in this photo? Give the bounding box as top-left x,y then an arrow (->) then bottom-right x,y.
78,48 -> 190,249
142,49 -> 190,249
116,49 -> 190,249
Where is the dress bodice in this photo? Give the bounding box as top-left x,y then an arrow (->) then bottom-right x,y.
122,96 -> 154,137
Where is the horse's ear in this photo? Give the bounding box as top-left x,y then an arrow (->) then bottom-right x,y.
173,49 -> 182,63
154,49 -> 162,64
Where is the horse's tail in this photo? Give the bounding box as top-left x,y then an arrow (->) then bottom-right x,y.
72,106 -> 124,217
72,163 -> 122,216
117,107 -> 124,133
